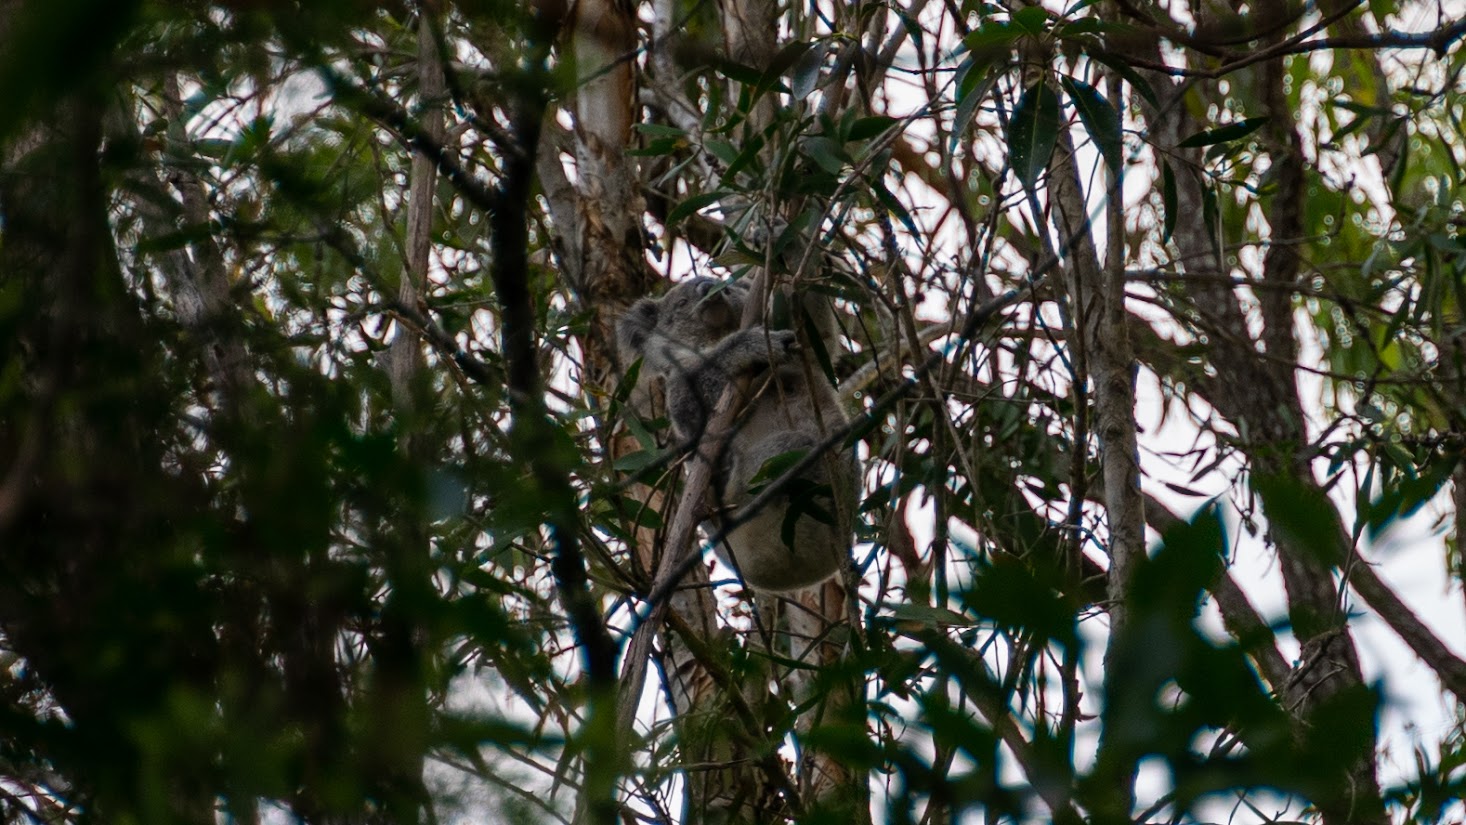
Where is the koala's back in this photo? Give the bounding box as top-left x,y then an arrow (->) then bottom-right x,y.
744,364 -> 843,430
718,361 -> 854,592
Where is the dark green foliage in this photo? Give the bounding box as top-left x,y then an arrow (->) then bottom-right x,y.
1007,80 -> 1061,189
3,1 -> 1465,824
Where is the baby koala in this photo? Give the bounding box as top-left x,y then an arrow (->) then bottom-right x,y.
617,277 -> 852,592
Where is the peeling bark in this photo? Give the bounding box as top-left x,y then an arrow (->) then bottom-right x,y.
157,75 -> 259,425
365,15 -> 447,823
385,14 -> 445,418
571,0 -> 650,328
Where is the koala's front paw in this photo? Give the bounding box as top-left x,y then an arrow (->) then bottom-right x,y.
764,328 -> 799,363
718,327 -> 801,374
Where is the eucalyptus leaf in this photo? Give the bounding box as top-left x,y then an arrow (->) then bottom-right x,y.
1061,75 -> 1122,172
1177,116 -> 1269,148
791,41 -> 827,99
1161,161 -> 1178,243
665,191 -> 724,225
1007,79 -> 1061,189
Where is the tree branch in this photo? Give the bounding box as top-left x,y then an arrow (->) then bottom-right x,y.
1095,13 -> 1466,80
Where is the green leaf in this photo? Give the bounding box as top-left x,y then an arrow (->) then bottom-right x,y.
791,41 -> 827,99
1365,453 -> 1459,541
1331,99 -> 1389,117
1007,79 -> 1061,189
885,603 -> 977,628
1061,75 -> 1122,173
626,137 -> 682,157
136,223 -> 216,254
1329,113 -> 1370,144
612,449 -> 658,473
722,131 -> 766,179
1252,473 -> 1343,568
753,40 -> 811,97
1387,118 -> 1410,195
704,139 -> 739,165
1088,51 -> 1158,107
634,123 -> 686,139
801,135 -> 848,174
1056,16 -> 1115,38
1012,4 -> 1050,33
766,39 -> 814,79
873,179 -> 918,235
1367,0 -> 1398,26
711,248 -> 764,269
1201,181 -> 1221,260
195,137 -> 235,160
798,300 -> 838,385
609,357 -> 643,417
749,449 -> 808,485
715,58 -> 762,86
782,481 -> 835,549
961,556 -> 1078,647
892,3 -> 924,50
665,191 -> 724,225
1177,116 -> 1269,148
960,20 -> 1020,53
1161,161 -> 1178,243
949,54 -> 997,154
849,115 -> 899,142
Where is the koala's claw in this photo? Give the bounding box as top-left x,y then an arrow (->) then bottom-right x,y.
767,329 -> 799,360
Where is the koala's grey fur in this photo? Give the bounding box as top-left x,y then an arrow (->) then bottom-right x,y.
617,276 -> 854,592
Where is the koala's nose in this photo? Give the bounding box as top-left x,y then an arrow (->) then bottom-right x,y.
695,278 -> 716,296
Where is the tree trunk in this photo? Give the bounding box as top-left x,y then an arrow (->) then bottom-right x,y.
1112,9 -> 1389,820
1046,75 -> 1146,819
566,0 -> 755,821
0,74 -> 216,823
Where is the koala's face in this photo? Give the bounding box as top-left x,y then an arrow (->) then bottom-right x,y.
656,277 -> 747,344
620,277 -> 748,353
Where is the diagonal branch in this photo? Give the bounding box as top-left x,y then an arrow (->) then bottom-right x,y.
1093,12 -> 1466,80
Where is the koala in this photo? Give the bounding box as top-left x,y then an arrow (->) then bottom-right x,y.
617,276 -> 854,592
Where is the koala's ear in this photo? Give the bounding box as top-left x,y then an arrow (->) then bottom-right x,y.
618,298 -> 660,352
